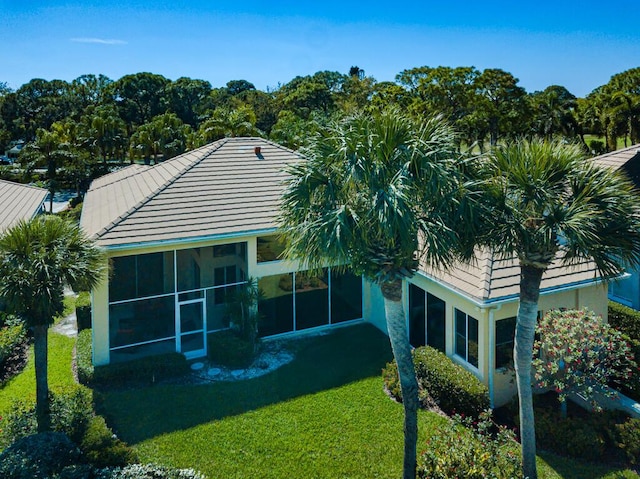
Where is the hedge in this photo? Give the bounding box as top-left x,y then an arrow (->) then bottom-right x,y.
608,301 -> 640,341
382,345 -> 490,418
75,292 -> 92,332
93,353 -> 189,387
76,329 -> 94,385
607,301 -> 640,401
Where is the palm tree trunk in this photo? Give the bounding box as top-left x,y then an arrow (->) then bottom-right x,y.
515,265 -> 544,479
33,323 -> 50,432
381,279 -> 418,479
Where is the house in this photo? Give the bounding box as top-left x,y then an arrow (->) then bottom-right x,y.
81,137 -> 609,407
0,179 -> 47,231
590,144 -> 640,309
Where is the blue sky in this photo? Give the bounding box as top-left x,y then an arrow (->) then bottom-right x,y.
1,0 -> 639,97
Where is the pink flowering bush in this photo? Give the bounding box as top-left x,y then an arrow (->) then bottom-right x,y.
533,309 -> 636,410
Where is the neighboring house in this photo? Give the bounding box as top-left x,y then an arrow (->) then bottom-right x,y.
591,144 -> 640,309
81,137 -> 609,407
0,179 -> 47,232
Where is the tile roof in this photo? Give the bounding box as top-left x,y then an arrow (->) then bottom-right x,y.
81,137 -> 302,247
0,180 -> 47,232
591,144 -> 640,170
420,250 -> 599,303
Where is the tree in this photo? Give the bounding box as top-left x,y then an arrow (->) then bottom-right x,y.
163,77 -> 213,127
279,110 -> 468,479
107,72 -> 170,130
473,68 -> 529,146
196,106 -> 261,143
20,124 -> 76,211
473,139 -> 640,479
130,113 -> 193,163
529,85 -> 579,141
0,216 -> 105,431
533,309 -> 636,417
1,79 -> 76,141
79,105 -> 127,167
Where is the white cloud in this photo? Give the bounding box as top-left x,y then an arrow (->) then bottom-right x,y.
70,38 -> 127,45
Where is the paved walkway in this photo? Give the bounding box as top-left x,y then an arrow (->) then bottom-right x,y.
52,290 -> 78,338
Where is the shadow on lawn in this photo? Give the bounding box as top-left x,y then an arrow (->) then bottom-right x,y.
95,323 -> 394,444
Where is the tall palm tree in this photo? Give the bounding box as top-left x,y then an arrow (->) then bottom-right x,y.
474,139 -> 640,479
0,215 -> 105,432
279,110 -> 470,479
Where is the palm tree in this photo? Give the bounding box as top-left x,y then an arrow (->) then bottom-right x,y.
0,215 -> 105,432
279,110 -> 470,479
473,139 -> 640,479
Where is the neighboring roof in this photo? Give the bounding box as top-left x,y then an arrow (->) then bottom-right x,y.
591,144 -> 640,188
0,180 -> 47,232
420,250 -> 600,304
591,144 -> 640,170
81,137 -> 302,248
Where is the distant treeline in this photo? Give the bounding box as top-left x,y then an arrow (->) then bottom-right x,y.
0,65 -> 638,195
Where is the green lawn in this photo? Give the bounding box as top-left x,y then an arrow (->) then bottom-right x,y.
0,332 -> 76,416
96,324 -> 639,479
1,323 -> 637,478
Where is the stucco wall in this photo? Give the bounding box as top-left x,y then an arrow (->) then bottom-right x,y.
406,272 -> 610,408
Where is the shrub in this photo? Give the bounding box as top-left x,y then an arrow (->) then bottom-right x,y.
50,386 -> 95,444
76,329 -> 94,385
80,416 -> 137,468
607,301 -> 640,401
93,353 -> 189,387
535,408 -> 607,459
382,346 -> 490,418
417,410 -> 521,479
93,463 -> 206,479
1,386 -> 94,446
614,417 -> 640,465
608,300 -> 640,341
75,292 -> 92,332
208,329 -> 256,368
0,324 -> 26,364
533,309 -> 636,410
0,432 -> 82,479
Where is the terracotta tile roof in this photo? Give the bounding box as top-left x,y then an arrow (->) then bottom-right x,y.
420,250 -> 600,303
80,138 -> 302,248
0,180 -> 47,232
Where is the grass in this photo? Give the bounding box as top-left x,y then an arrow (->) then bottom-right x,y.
96,324 -> 639,479
0,322 -> 637,477
0,331 -> 76,416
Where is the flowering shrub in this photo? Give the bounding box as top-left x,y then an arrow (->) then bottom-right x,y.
417,410 -> 521,479
533,309 -> 636,409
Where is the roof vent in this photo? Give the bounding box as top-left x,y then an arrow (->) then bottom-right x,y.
254,146 -> 261,155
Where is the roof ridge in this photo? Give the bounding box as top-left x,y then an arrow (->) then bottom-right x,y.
479,249 -> 494,299
93,138 -> 229,239
87,164 -> 148,192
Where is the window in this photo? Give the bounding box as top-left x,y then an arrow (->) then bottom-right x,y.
257,235 -> 286,263
109,252 -> 174,302
495,317 -> 516,369
330,270 -> 363,323
455,309 -> 479,368
409,284 -> 446,352
258,268 -> 363,337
